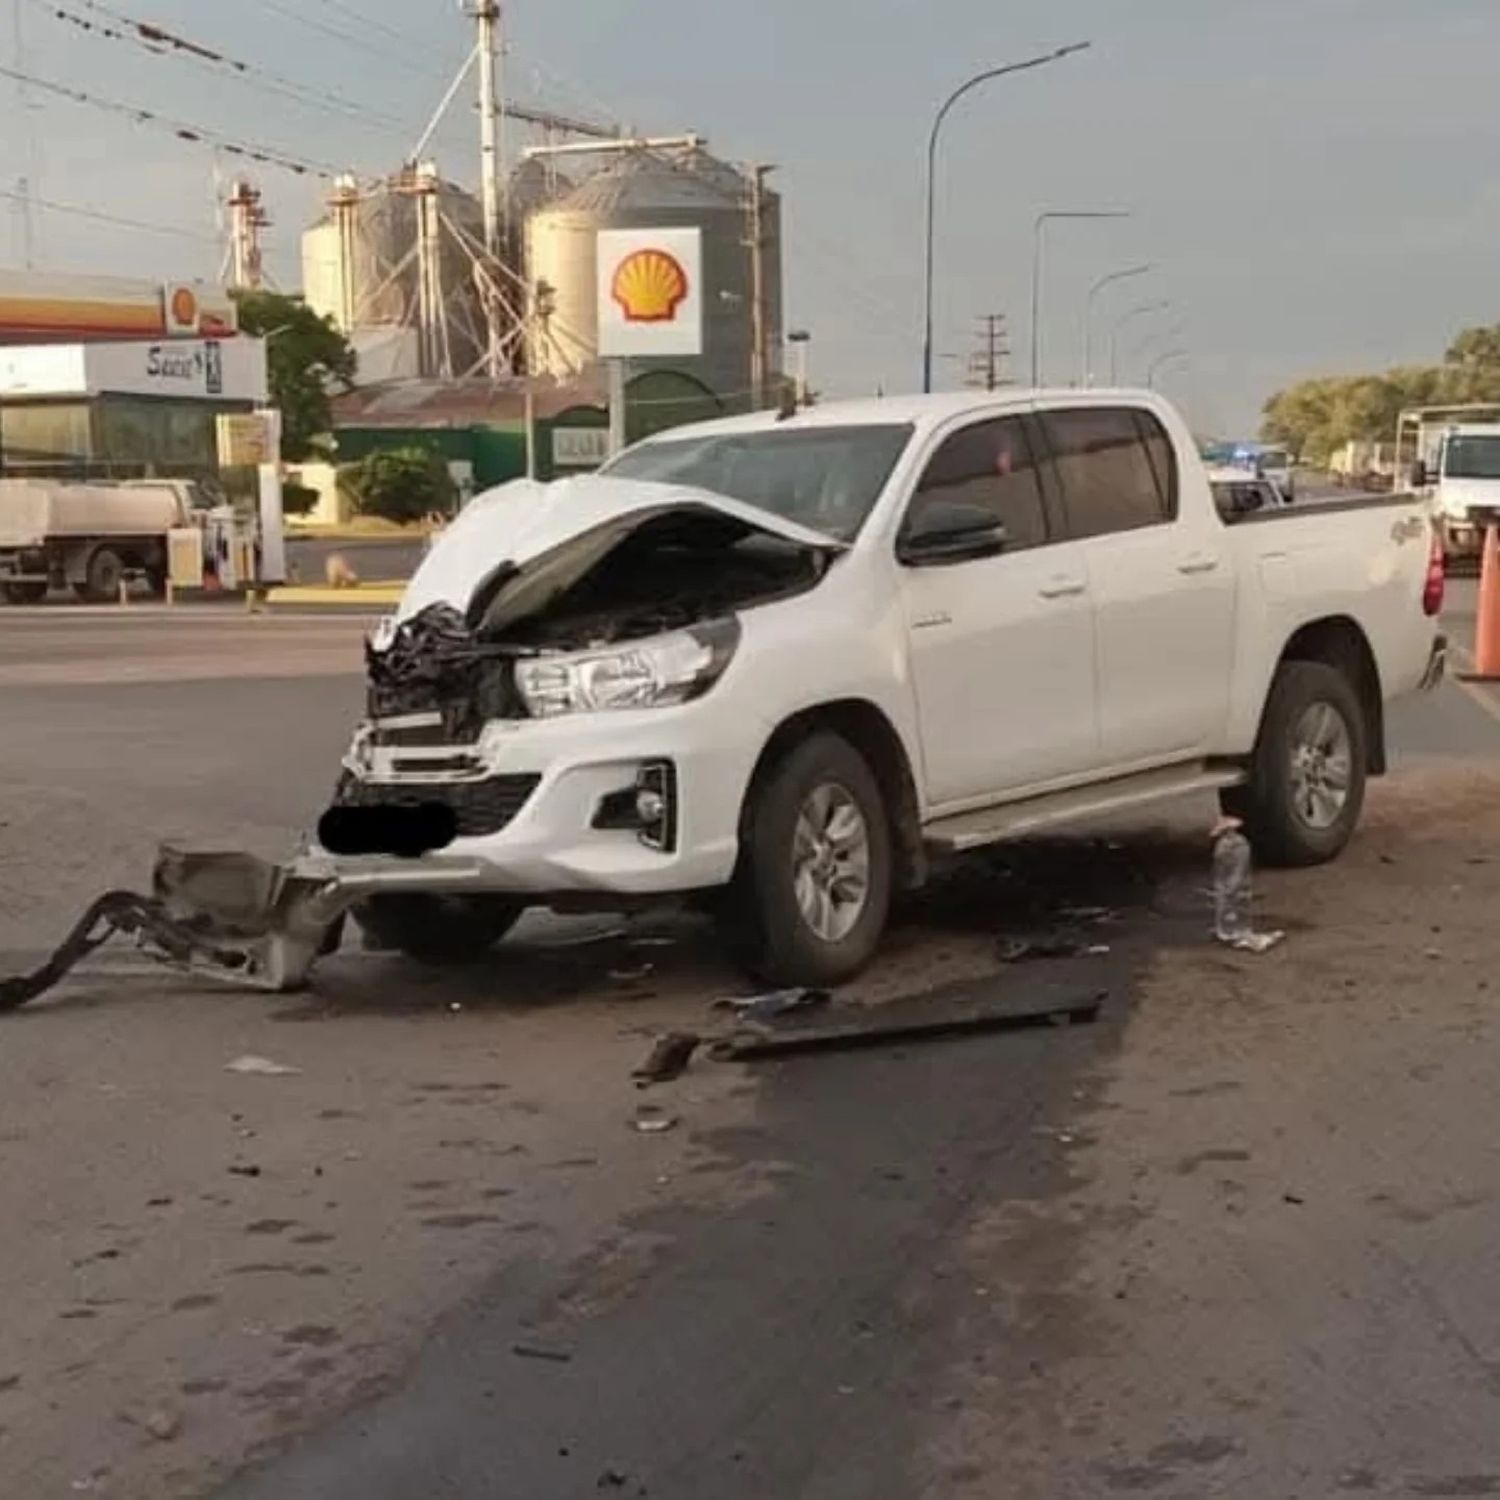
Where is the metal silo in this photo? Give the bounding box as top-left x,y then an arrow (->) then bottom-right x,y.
525,146 -> 781,411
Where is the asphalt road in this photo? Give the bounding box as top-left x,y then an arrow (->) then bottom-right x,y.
1,598 -> 1499,1499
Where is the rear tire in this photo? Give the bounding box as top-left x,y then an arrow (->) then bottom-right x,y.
352,893 -> 524,964
79,546 -> 125,604
1221,660 -> 1367,868
724,732 -> 892,987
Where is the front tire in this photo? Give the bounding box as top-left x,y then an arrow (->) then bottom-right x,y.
352,893 -> 524,964
1221,661 -> 1367,868
726,732 -> 892,987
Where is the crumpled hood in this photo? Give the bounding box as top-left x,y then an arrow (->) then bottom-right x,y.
396,475 -> 844,621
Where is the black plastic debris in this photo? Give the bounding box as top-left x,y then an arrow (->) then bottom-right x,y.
997,934 -> 1109,964
713,990 -> 1105,1062
713,988 -> 831,1020
632,1033 -> 700,1086
512,1340 -> 574,1364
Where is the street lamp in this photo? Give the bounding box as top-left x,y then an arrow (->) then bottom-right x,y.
921,41 -> 1092,394
787,328 -> 812,408
1083,263 -> 1153,388
1147,349 -> 1190,389
1031,209 -> 1129,387
1109,300 -> 1171,385
1132,318 -> 1190,383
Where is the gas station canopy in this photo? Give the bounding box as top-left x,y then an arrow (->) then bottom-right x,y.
0,271 -> 238,345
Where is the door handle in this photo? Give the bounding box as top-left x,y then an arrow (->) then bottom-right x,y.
1178,554 -> 1221,575
1038,577 -> 1086,599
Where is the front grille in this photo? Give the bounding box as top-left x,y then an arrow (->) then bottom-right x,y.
332,771 -> 540,839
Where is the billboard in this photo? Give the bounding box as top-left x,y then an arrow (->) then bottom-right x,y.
596,228 -> 703,360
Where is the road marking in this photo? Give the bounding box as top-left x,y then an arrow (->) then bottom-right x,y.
1449,644 -> 1500,729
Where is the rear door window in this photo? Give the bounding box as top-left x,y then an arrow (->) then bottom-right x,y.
1040,407 -> 1176,539
904,415 -> 1050,552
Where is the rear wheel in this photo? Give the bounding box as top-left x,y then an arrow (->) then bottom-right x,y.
352,893 -> 524,964
78,546 -> 126,604
724,732 -> 892,987
1,581 -> 46,605
1221,661 -> 1367,868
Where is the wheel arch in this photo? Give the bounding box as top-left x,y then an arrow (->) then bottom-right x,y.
1273,616 -> 1386,775
744,699 -> 927,891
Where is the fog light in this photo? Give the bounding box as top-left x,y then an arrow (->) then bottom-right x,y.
634,761 -> 676,852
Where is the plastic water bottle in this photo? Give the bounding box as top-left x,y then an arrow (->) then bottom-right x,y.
1212,824 -> 1254,944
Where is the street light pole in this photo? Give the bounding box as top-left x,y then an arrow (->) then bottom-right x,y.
921,42 -> 1091,394
787,328 -> 811,407
1147,349 -> 1189,389
1030,209 -> 1128,387
1083,262 -> 1153,388
1109,300 -> 1171,385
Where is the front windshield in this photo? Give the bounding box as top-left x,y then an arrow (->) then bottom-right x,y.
1443,436 -> 1500,481
603,424 -> 914,542
1257,449 -> 1291,471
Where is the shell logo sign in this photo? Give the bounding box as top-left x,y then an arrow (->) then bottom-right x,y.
597,228 -> 703,359
611,249 -> 690,325
167,284 -> 200,335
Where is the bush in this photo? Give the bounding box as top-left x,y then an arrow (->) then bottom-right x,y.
282,482 -> 321,518
342,448 -> 456,525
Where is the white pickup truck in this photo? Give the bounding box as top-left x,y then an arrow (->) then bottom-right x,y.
314,390 -> 1446,987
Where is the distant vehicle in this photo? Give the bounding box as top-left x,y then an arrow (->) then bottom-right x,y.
0,478 -> 212,603
1412,422 -> 1500,564
1208,467 -> 1289,520
306,390 -> 1446,991
1231,443 -> 1297,502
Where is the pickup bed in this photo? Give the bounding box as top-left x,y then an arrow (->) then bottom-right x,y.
317,389 -> 1446,986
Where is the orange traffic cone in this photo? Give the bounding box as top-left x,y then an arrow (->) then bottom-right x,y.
1475,522 -> 1500,679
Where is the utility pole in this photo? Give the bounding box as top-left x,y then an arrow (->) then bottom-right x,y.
469,0 -> 506,377
226,179 -> 269,290
745,164 -> 774,410
967,313 -> 1010,391
11,0 -> 35,268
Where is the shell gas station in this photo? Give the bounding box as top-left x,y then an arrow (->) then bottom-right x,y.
0,270 -> 286,587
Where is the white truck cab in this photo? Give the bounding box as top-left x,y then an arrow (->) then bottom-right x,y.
315,390 -> 1444,988
1418,423 -> 1500,563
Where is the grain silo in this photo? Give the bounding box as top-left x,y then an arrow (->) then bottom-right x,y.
525,144 -> 782,411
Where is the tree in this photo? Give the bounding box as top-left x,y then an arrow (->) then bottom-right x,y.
342,447 -> 456,525
232,289 -> 356,462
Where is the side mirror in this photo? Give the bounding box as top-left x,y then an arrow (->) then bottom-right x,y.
898,500 -> 1009,567
1410,460 -> 1429,489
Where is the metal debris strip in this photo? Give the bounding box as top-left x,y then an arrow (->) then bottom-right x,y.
713,988 -> 831,1020
631,1033 -> 700,1086
0,891 -> 249,1012
711,992 -> 1105,1062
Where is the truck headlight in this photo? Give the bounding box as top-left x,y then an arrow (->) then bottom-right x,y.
516,619 -> 740,719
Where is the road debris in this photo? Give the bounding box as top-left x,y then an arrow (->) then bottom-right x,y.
225,1055 -> 301,1078
609,963 -> 655,984
1211,818 -> 1286,954
512,1340 -> 574,1364
998,935 -> 1111,964
712,989 -> 1104,1062
632,1106 -> 679,1134
227,1165 -> 262,1178
632,1033 -> 700,1085
714,988 -> 831,1020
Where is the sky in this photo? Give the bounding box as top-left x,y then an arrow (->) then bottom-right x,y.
5,0 -> 1500,434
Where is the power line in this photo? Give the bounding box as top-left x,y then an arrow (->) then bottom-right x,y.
307,0 -> 432,52
45,0 -> 412,133
0,61 -> 344,177
0,184 -> 221,243
249,0 -> 449,81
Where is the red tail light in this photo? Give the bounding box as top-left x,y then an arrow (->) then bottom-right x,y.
1423,528 -> 1446,617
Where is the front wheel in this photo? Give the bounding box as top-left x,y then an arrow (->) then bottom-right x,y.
352,893 -> 524,964
724,732 -> 892,987
78,546 -> 126,603
1221,661 -> 1367,868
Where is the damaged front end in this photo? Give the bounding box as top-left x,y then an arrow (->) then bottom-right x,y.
324,492 -> 841,863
